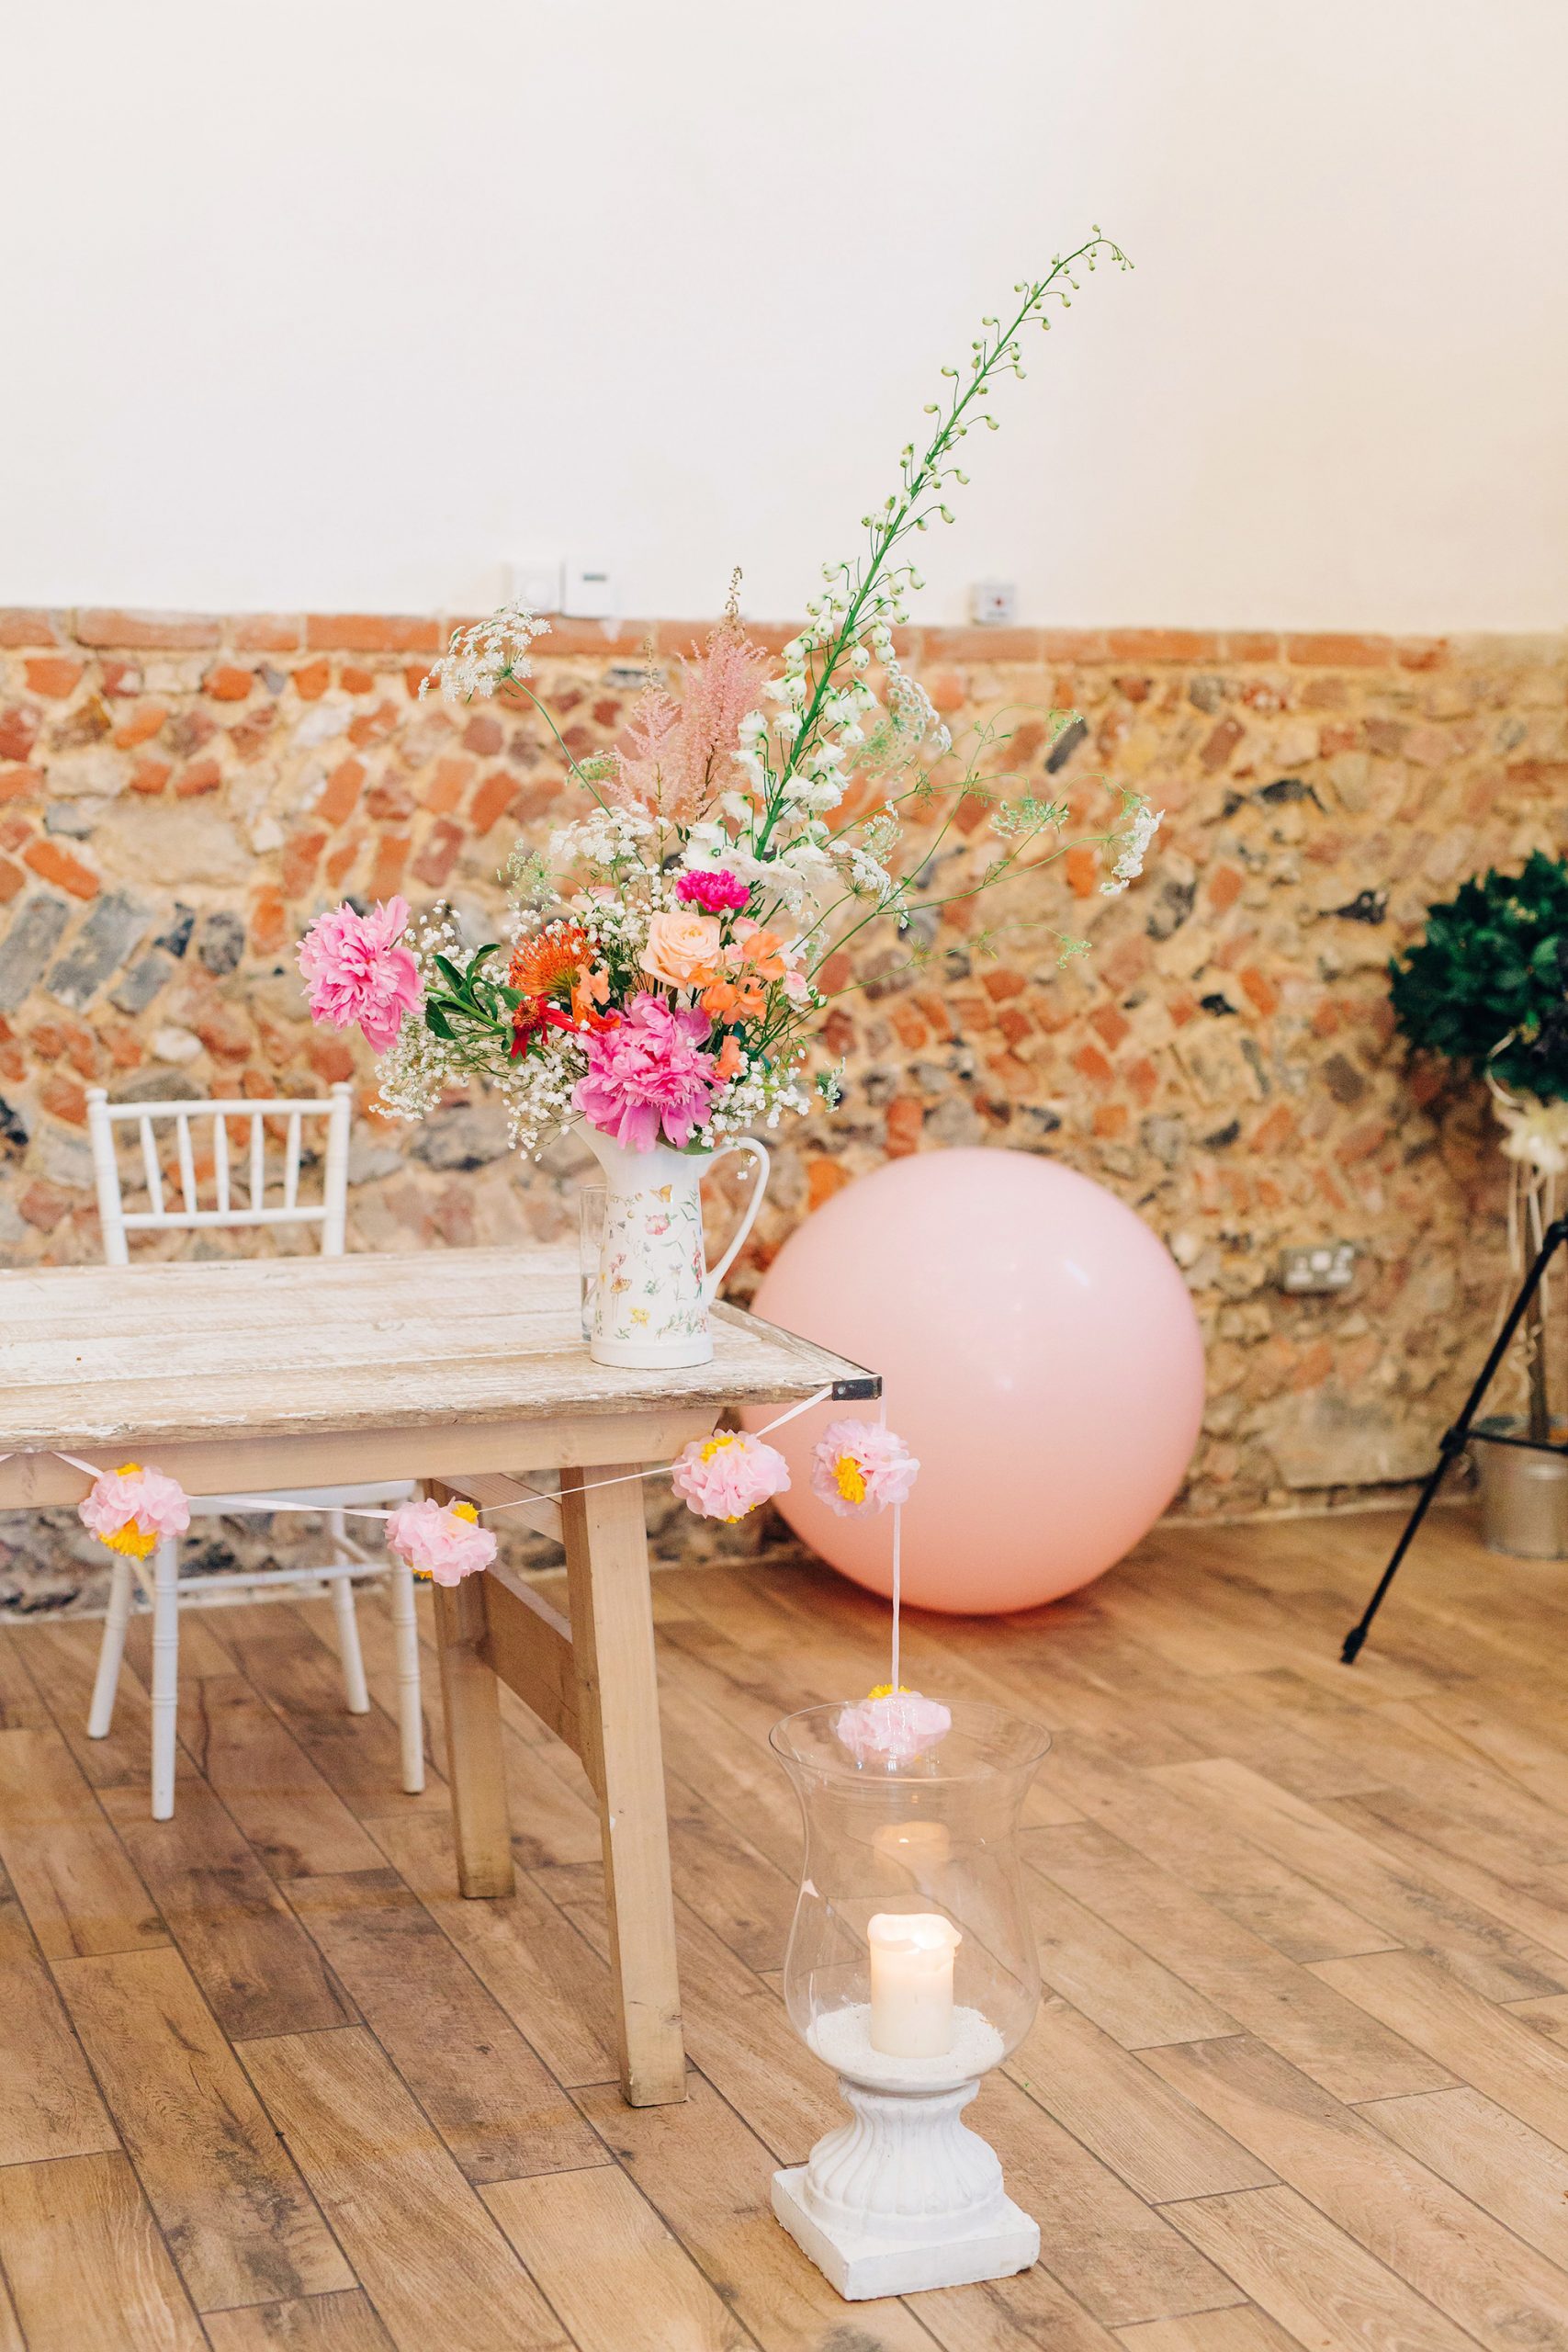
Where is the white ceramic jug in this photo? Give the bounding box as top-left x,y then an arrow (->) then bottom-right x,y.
580,1125 -> 771,1368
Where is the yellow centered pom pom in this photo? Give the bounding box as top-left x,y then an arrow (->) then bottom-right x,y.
832,1453 -> 867,1506
116,1462 -> 143,1478
103,1521 -> 157,1560
452,1502 -> 479,1523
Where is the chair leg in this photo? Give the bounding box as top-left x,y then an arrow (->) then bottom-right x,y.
389,1555 -> 425,1794
328,1513 -> 371,1716
150,1537 -> 180,1820
87,1556 -> 134,1739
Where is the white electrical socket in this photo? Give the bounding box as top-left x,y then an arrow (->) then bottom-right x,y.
562,560 -> 617,621
969,580 -> 1018,628
505,558 -> 563,613
1278,1242 -> 1357,1295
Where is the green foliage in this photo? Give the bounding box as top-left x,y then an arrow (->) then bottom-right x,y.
1389,852 -> 1568,1102
423,944 -> 516,1051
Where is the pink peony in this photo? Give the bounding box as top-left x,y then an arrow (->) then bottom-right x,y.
811,1420 -> 921,1517
79,1462 -> 191,1560
676,866 -> 750,913
835,1689 -> 953,1766
386,1497 -> 497,1586
671,1430 -> 791,1521
299,896 -> 423,1053
575,992 -> 718,1152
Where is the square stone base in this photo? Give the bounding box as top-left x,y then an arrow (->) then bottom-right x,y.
772,2167 -> 1040,2300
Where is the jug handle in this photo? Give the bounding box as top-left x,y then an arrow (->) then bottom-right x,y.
701,1139 -> 772,1305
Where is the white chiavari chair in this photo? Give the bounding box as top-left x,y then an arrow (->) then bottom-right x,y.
84,1081 -> 423,1818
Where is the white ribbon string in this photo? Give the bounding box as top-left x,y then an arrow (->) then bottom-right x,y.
473,1381 -> 837,1516
4,1384 -> 841,1528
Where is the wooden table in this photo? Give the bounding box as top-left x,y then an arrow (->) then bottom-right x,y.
0,1244 -> 875,2106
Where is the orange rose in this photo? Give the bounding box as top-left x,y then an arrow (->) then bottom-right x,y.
641,910 -> 721,989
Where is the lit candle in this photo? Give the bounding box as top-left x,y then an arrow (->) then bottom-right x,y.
873,1819 -> 953,1872
867,1912 -> 961,2059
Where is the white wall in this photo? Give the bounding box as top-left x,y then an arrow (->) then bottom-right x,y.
5,0 -> 1566,631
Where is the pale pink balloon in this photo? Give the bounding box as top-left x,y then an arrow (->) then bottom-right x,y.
743,1148 -> 1204,1614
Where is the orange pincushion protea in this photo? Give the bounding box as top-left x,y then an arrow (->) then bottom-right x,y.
507,923 -> 588,998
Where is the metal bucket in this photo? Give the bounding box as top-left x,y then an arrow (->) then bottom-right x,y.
1472,1415 -> 1568,1559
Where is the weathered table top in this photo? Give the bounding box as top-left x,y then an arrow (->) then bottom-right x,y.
0,1245 -> 874,1500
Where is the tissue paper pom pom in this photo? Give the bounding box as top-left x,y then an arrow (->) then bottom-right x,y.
78,1463 -> 191,1560
835,1687 -> 953,1765
298,895 -> 423,1052
386,1497 -> 497,1586
671,1430 -> 791,1522
810,1420 -> 920,1517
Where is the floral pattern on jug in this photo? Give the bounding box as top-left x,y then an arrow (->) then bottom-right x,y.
580,1125 -> 771,1368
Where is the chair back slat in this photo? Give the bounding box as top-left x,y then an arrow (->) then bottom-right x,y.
212,1113 -> 231,1214
139,1116 -> 164,1216
175,1113 -> 197,1214
85,1085 -> 355,1254
283,1111 -> 302,1211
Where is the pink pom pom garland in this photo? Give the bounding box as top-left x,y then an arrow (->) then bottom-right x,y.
385,1497 -> 499,1586
77,1462 -> 191,1560
671,1430 -> 791,1522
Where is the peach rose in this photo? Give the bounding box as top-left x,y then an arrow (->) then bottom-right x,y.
641,910 -> 721,989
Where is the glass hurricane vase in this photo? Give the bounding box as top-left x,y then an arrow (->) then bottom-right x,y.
768,1699 -> 1049,2301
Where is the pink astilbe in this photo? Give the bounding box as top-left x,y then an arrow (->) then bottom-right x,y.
574,993 -> 718,1151
298,896 -> 422,1051
386,1498 -> 497,1587
671,1430 -> 791,1521
668,620 -> 776,815
608,685 -> 684,818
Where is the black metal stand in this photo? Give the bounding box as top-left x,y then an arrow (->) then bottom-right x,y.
1341,1212 -> 1568,1664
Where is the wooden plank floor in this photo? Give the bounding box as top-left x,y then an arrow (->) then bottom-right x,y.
1,1506 -> 1567,2350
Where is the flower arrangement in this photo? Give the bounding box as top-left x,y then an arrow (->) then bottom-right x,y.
300,232 -> 1157,1164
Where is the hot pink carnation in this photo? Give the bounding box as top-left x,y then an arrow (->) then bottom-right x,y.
811,1420 -> 921,1517
574,992 -> 718,1152
676,866 -> 750,913
671,1430 -> 791,1521
299,895 -> 423,1053
835,1690 -> 953,1766
386,1497 -> 497,1586
78,1464 -> 191,1555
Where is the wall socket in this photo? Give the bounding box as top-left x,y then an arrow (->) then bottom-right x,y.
1278,1241 -> 1357,1295
969,580 -> 1018,628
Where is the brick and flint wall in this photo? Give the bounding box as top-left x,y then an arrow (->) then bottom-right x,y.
2,606 -> 1565,1520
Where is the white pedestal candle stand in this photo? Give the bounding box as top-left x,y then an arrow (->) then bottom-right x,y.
773,2069 -> 1038,2300
768,1702 -> 1052,2302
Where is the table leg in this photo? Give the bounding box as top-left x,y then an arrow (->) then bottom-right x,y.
560,1463 -> 685,2107
427,1482 -> 514,1899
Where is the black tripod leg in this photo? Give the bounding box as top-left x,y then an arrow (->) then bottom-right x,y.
1341,1216 -> 1568,1665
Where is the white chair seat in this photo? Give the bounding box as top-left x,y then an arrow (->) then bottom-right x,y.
82,1083 -> 428,1819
